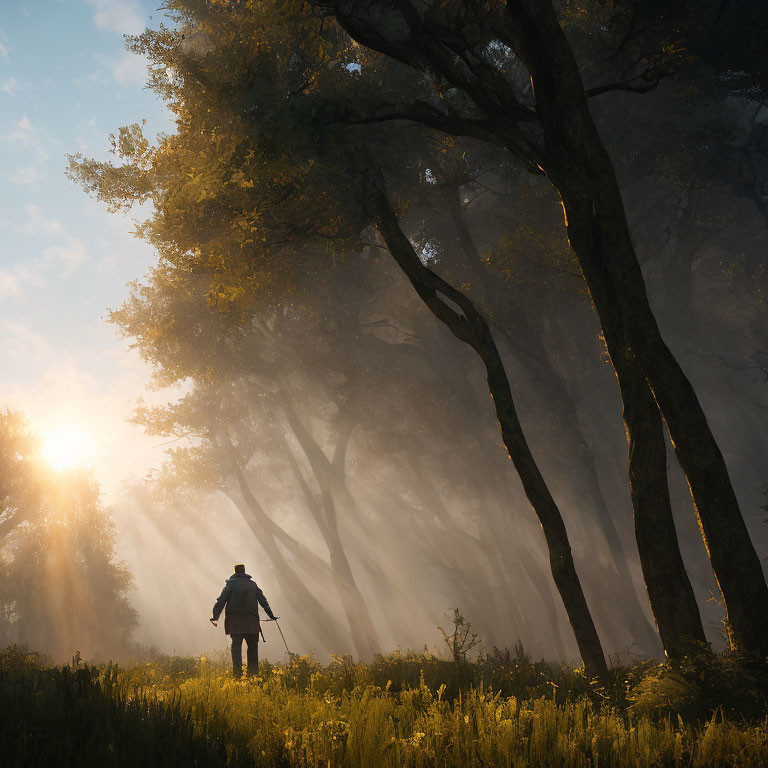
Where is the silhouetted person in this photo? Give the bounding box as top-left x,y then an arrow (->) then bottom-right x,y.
210,563 -> 278,678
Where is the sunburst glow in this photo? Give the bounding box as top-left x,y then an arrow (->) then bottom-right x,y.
42,425 -> 94,471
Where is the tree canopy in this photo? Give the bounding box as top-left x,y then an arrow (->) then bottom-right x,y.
69,0 -> 768,671
0,411 -> 137,660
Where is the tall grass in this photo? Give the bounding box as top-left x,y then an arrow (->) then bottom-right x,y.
2,647 -> 766,767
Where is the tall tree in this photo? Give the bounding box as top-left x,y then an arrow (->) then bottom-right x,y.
0,413 -> 137,660
70,1 -> 611,675
315,0 -> 767,658
426,169 -> 665,655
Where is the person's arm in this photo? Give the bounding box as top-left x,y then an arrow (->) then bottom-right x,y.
211,583 -> 231,623
257,588 -> 278,620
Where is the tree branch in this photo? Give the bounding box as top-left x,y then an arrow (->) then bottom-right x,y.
586,68 -> 670,99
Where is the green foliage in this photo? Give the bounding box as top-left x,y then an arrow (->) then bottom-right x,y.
65,0 -> 465,389
67,0 -> 381,338
3,647 -> 767,767
0,469 -> 137,660
0,412 -> 137,661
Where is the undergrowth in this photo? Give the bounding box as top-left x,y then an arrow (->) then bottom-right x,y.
2,645 -> 767,767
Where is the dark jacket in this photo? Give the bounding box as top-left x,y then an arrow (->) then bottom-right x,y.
212,573 -> 276,636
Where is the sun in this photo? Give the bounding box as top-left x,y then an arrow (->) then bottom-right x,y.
42,425 -> 94,471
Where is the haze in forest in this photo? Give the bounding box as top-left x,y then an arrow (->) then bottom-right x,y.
1,0 -> 767,673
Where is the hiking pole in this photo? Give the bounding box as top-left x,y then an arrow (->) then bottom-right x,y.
263,617 -> 291,655
274,619 -> 291,655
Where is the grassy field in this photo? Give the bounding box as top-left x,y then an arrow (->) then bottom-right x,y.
2,645 -> 767,767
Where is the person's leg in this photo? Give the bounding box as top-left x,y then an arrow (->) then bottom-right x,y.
245,634 -> 259,677
231,634 -> 244,678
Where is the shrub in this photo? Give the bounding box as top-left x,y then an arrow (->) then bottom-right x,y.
628,650 -> 768,720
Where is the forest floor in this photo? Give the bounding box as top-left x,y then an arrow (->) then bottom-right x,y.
2,645 -> 767,767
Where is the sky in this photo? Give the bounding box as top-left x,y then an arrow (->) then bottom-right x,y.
0,0 -> 176,498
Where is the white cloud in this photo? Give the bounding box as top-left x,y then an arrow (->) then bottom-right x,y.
73,71 -> 105,88
0,260 -> 47,300
4,115 -> 50,160
0,321 -> 53,363
8,165 -> 42,185
43,238 -> 88,275
2,77 -> 20,96
2,77 -> 39,97
0,204 -> 53,235
23,204 -> 64,235
111,52 -> 149,88
87,0 -> 145,35
0,206 -> 88,298
74,114 -> 100,153
7,114 -> 33,139
0,239 -> 88,299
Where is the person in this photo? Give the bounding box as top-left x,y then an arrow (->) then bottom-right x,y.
210,563 -> 279,678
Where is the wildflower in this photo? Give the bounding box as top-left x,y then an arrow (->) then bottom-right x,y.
409,732 -> 426,747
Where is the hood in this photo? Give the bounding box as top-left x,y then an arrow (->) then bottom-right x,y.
227,573 -> 252,581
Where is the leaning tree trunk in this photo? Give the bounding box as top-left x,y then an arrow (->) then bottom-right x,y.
213,426 -> 349,649
489,476 -> 569,660
444,184 -> 669,656
367,178 -> 608,678
446,186 -> 705,658
504,0 -> 768,658
325,0 -> 764,658
417,335 -> 568,658
267,392 -> 427,634
615,337 -> 709,657
228,492 -> 346,654
224,452 -> 351,652
278,393 -> 381,659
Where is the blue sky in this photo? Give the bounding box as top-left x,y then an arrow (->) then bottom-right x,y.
0,0 -> 175,495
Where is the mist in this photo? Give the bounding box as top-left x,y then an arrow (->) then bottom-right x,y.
2,0 -> 767,677
110,95 -> 767,661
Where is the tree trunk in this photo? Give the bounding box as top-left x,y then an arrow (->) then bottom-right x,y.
0,514 -> 22,543
444,183 -> 667,655
268,394 -> 427,636
504,0 -> 768,658
278,393 -> 381,659
226,460 -> 351,652
616,340 -> 708,657
326,0 -> 766,658
416,336 -> 570,657
367,179 -> 608,678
